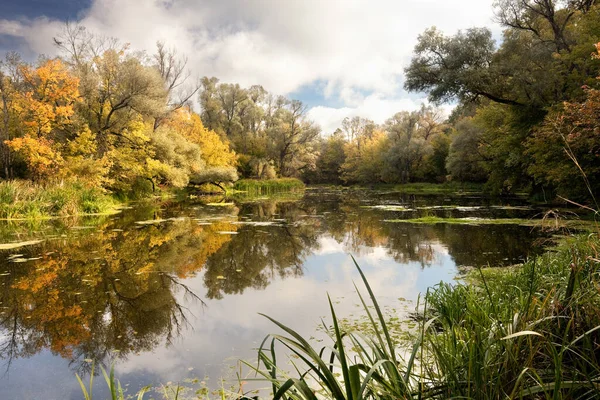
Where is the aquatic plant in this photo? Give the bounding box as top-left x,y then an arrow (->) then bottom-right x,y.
77,364 -> 150,400
233,179 -> 305,196
247,257 -> 421,399
250,234 -> 600,399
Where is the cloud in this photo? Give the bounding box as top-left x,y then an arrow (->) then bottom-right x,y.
309,94 -> 428,134
0,0 -> 500,130
308,94 -> 458,134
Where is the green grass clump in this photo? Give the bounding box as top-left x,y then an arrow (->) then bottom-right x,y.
249,234 -> 600,399
233,178 -> 305,196
391,182 -> 484,195
419,234 -> 600,399
0,180 -> 118,219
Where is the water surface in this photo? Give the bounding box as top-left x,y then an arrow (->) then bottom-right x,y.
0,188 -> 552,399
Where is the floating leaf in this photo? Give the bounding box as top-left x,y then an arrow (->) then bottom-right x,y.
135,219 -> 168,225
0,240 -> 44,250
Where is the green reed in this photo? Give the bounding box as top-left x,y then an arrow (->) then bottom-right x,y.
77,364 -> 151,400
233,179 -> 305,196
251,234 -> 600,399
0,180 -> 117,219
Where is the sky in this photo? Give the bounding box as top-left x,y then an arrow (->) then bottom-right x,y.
0,0 -> 501,133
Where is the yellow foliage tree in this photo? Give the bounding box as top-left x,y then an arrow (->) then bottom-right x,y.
15,59 -> 79,137
167,108 -> 237,168
63,125 -> 112,188
6,59 -> 80,181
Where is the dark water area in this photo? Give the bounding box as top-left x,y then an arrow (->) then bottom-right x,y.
0,188 -> 555,399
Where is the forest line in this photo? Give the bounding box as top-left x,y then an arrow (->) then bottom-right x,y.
0,0 -> 598,203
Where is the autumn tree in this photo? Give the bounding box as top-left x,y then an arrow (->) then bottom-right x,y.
51,24 -> 234,194
198,78 -> 319,179
5,58 -> 80,181
267,100 -> 320,177
165,108 -> 238,190
152,41 -> 200,129
527,44 -> 600,201
341,129 -> 387,184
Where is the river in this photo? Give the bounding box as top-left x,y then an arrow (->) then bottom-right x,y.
0,187 -> 553,399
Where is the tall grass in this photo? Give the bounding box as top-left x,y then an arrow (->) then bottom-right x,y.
421,234 -> 600,399
249,235 -> 600,399
246,257 -> 429,399
233,179 -> 305,196
0,180 -> 118,219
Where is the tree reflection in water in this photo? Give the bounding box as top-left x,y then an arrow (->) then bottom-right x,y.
0,189 -> 548,376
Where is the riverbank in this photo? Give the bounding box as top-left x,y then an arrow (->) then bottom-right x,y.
0,180 -> 119,219
310,182 -> 485,195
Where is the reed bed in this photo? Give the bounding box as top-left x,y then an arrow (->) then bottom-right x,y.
0,180 -> 117,219
233,179 -> 305,196
250,234 -> 600,399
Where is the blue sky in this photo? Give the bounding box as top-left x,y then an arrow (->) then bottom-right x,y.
0,0 -> 500,132
3,0 -> 91,20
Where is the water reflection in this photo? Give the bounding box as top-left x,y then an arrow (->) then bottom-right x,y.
0,189 -> 551,397
0,219 -> 209,374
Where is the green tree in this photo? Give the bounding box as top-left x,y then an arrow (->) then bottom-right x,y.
381,106 -> 446,183
267,100 -> 320,177
446,118 -> 489,182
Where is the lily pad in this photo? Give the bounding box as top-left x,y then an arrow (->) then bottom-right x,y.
0,240 -> 44,250
232,221 -> 276,226
206,202 -> 235,207
135,219 -> 168,225
363,205 -> 412,211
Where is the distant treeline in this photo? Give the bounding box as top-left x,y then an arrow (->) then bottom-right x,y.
1,0 -> 600,202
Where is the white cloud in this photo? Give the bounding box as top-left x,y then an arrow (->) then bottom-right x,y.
309,94 -> 433,134
0,0 -> 500,130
